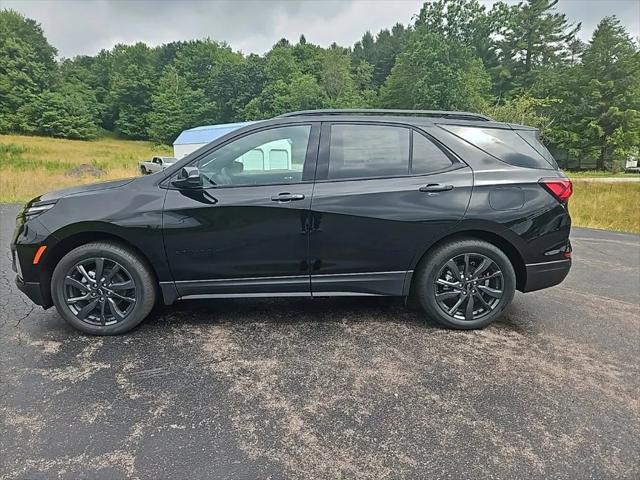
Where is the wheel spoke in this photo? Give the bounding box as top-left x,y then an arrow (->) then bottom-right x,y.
445,260 -> 462,281
67,294 -> 91,304
105,264 -> 120,282
465,293 -> 475,320
483,271 -> 503,280
77,265 -> 94,283
100,301 -> 106,325
436,290 -> 462,300
474,291 -> 492,310
109,291 -> 135,303
107,298 -> 126,320
436,278 -> 462,290
76,299 -> 99,320
447,295 -> 466,315
65,276 -> 89,292
472,259 -> 491,278
477,285 -> 503,298
109,280 -> 134,291
463,254 -> 470,277
94,258 -> 104,281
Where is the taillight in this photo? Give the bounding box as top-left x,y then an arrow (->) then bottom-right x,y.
539,178 -> 573,202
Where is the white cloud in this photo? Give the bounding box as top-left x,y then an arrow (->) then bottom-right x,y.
3,0 -> 638,59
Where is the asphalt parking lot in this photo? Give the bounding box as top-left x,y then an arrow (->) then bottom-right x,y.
1,203 -> 638,479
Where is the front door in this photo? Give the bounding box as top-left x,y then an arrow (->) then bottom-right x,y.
309,122 -> 473,296
163,123 -> 319,298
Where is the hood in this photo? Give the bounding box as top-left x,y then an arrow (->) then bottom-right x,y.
35,178 -> 137,203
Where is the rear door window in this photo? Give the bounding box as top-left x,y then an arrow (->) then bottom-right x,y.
442,125 -> 557,169
328,124 -> 410,180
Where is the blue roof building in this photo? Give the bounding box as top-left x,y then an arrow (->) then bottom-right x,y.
173,121 -> 257,158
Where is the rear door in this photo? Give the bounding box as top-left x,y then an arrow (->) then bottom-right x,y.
309,122 -> 473,296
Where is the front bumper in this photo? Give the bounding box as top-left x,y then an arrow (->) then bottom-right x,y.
522,259 -> 571,292
15,275 -> 46,306
11,208 -> 55,309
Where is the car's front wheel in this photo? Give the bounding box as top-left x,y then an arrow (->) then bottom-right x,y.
51,242 -> 156,335
414,239 -> 516,329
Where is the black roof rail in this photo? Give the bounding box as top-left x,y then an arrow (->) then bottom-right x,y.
278,109 -> 493,121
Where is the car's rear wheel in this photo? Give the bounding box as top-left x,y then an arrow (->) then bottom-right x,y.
414,239 -> 516,329
140,166 -> 147,175
51,242 -> 156,335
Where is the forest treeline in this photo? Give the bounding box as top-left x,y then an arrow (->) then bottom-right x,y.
0,0 -> 638,169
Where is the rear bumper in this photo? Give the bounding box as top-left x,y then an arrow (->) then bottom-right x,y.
522,259 -> 571,292
15,275 -> 48,307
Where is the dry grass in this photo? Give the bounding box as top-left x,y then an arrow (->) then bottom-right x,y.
0,134 -> 170,203
570,181 -> 640,233
568,170 -> 640,178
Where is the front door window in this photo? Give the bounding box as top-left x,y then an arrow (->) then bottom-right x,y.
196,125 -> 312,187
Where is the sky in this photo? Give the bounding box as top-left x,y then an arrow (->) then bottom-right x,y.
3,0 -> 639,59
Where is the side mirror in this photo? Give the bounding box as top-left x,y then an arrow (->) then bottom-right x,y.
172,166 -> 202,188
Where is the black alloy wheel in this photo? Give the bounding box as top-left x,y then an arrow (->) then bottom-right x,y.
51,242 -> 156,335
414,238 -> 516,329
63,257 -> 137,326
434,253 -> 504,321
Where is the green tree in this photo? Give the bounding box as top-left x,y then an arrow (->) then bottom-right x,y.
243,74 -> 325,119
320,49 -> 372,107
147,66 -> 216,144
496,0 -> 580,94
483,94 -> 556,132
107,43 -> 155,138
533,17 -> 640,169
264,44 -> 301,83
0,10 -> 56,132
352,24 -> 408,87
379,29 -> 491,111
578,17 -> 640,169
19,81 -> 100,139
292,37 -> 325,79
415,0 -> 504,93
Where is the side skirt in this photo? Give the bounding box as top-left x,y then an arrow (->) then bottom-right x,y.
159,270 -> 411,305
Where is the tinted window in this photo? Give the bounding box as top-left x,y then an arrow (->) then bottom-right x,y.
443,125 -> 557,170
196,125 -> 311,186
411,131 -> 452,174
516,129 -> 558,169
328,124 -> 409,179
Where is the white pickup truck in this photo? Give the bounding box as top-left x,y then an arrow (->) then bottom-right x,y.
139,156 -> 177,175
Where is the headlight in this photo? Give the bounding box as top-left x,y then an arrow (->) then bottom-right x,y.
24,202 -> 56,219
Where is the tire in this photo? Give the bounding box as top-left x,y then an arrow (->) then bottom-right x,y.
51,242 -> 157,335
414,239 -> 516,329
140,166 -> 147,175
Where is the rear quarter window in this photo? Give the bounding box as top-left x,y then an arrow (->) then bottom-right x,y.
442,125 -> 558,170
411,131 -> 453,174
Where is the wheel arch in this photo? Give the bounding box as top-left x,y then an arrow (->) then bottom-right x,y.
39,230 -> 162,308
409,228 -> 527,295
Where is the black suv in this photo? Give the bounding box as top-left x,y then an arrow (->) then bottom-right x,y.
11,109 -> 572,335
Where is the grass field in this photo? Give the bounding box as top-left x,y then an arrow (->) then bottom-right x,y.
1,134 -> 638,232
0,134 -> 171,203
569,181 -> 640,233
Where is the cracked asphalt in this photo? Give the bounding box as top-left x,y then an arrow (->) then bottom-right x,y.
1,203 -> 639,479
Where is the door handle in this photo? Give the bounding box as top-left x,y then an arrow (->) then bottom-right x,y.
271,193 -> 305,202
419,184 -> 454,193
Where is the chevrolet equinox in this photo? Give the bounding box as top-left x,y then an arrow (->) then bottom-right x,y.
11,109 -> 573,334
